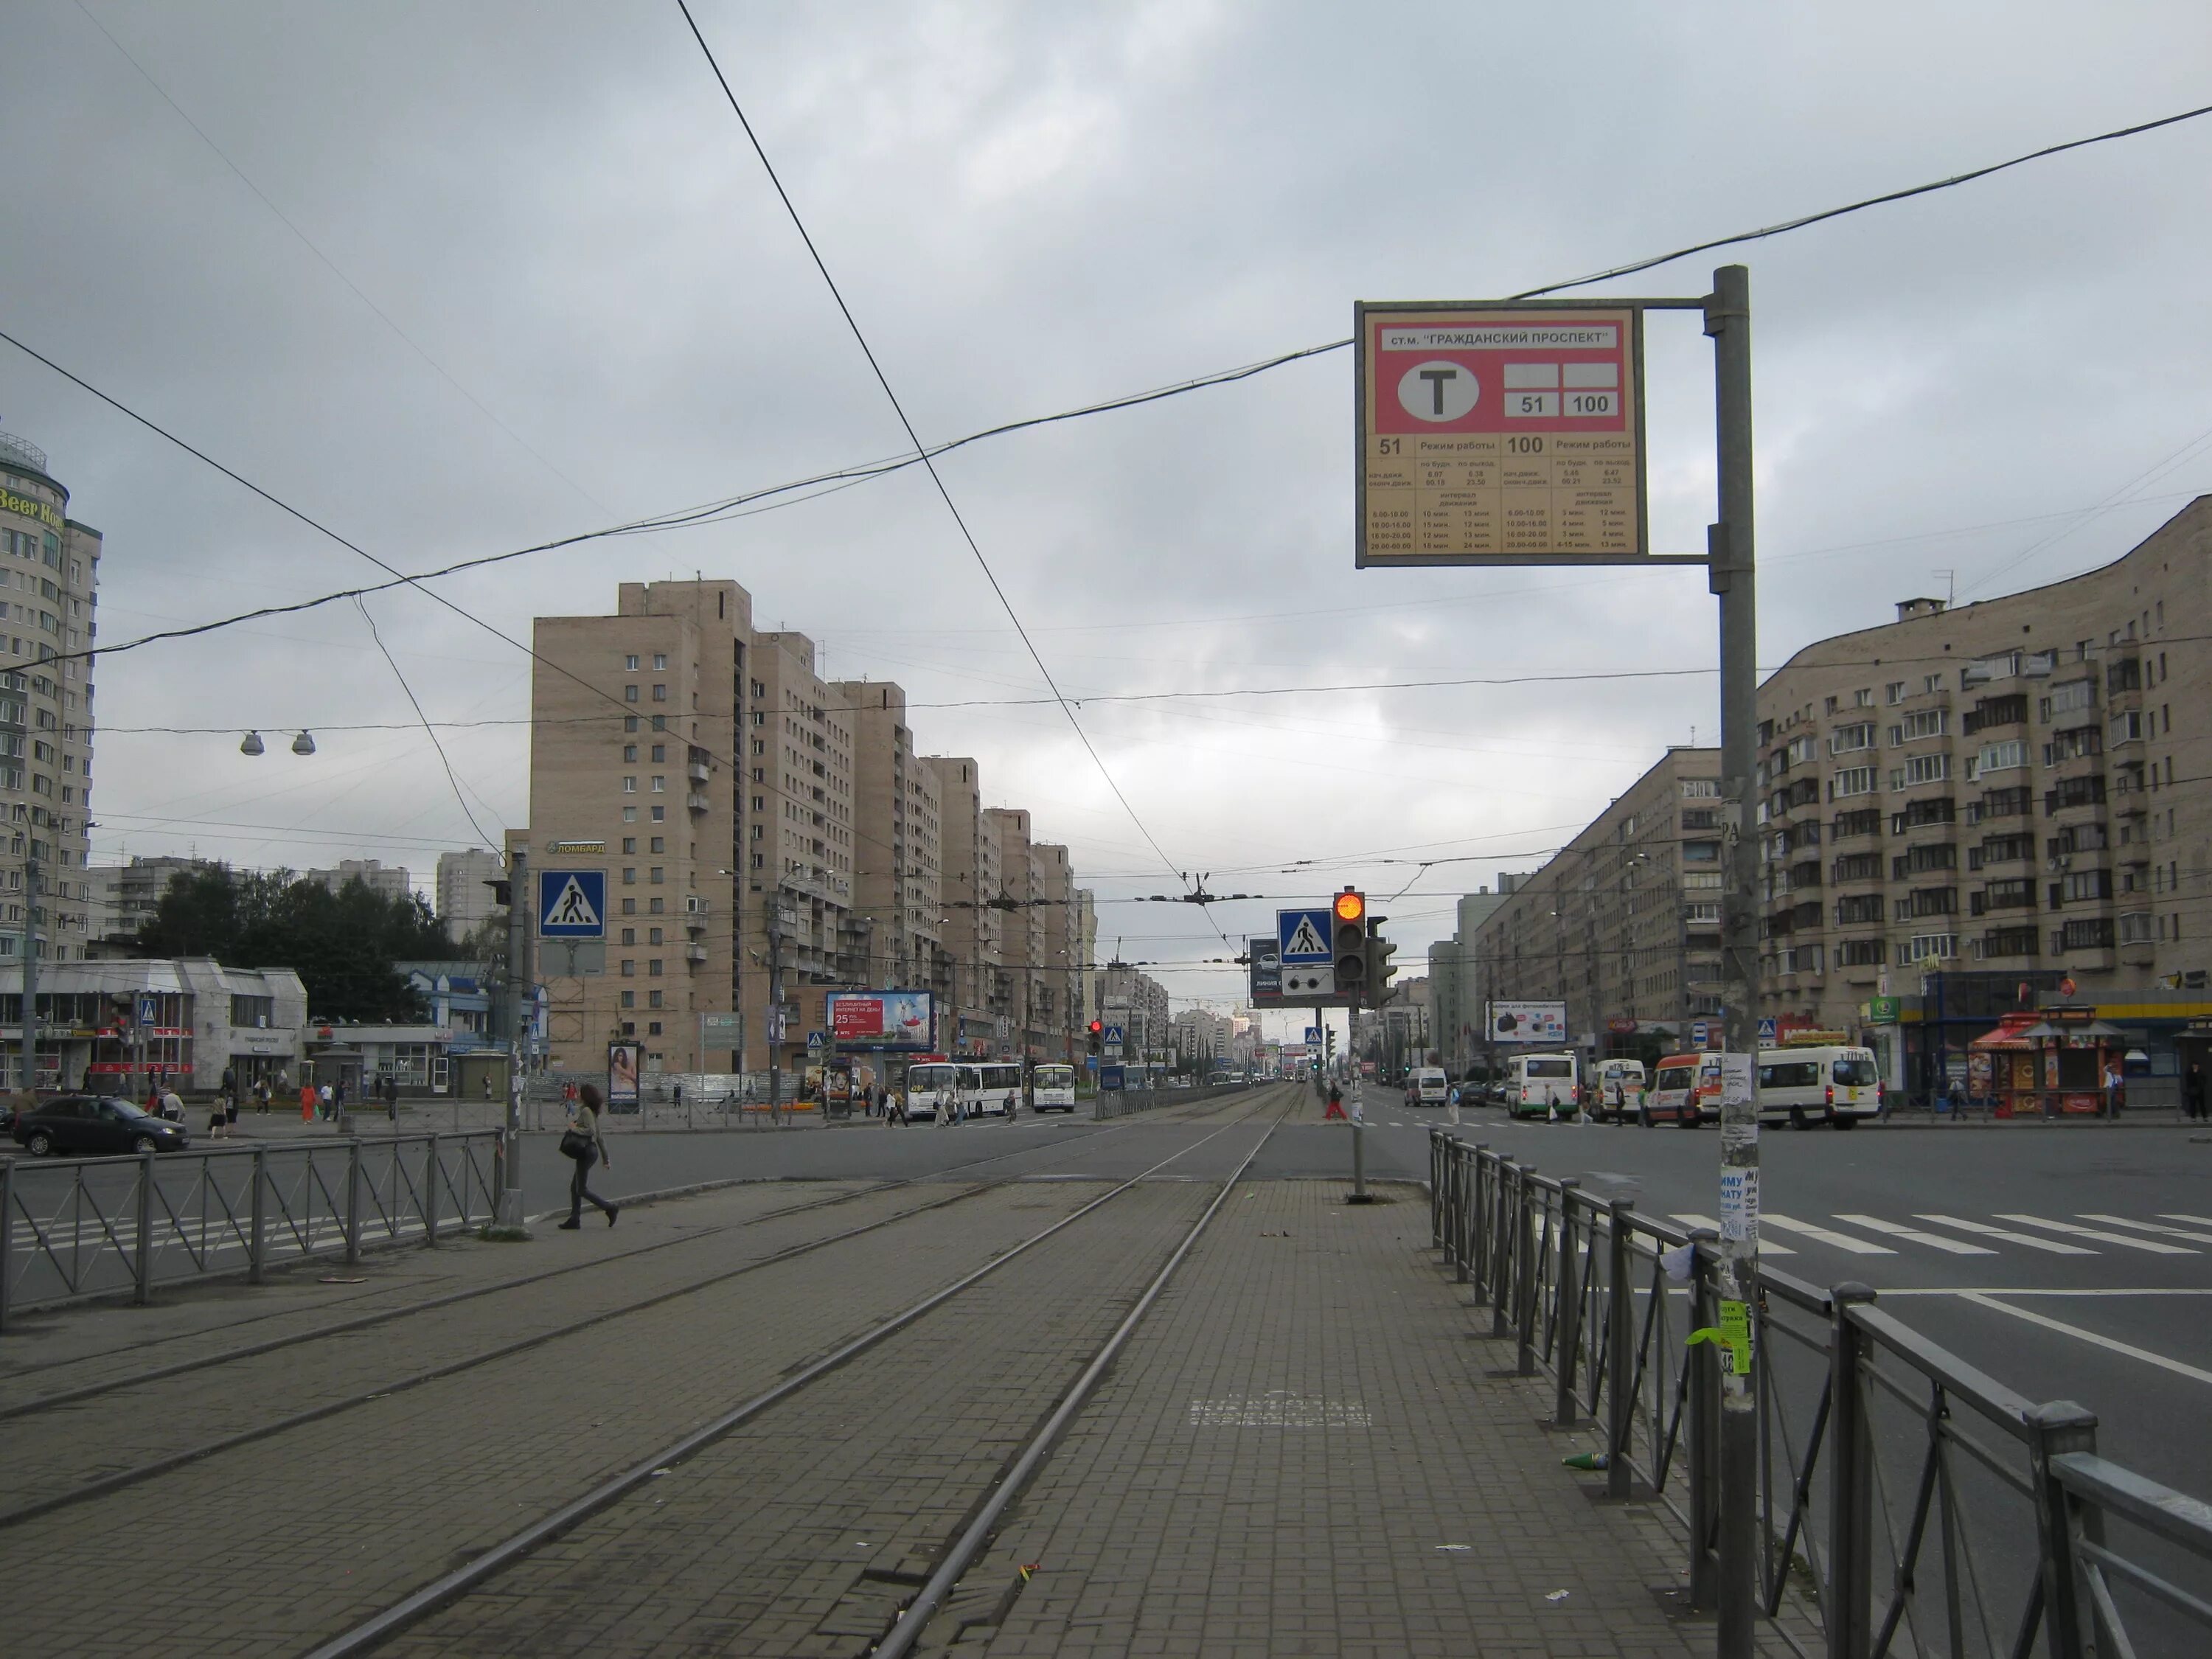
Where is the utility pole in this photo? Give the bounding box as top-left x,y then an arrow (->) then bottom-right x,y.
766,898 -> 785,1125
494,846 -> 530,1232
1705,262 -> 1762,1658
19,855 -> 37,1099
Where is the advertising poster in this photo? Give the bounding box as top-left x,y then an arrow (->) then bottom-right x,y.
1488,1000 -> 1568,1044
606,1043 -> 641,1108
827,990 -> 935,1051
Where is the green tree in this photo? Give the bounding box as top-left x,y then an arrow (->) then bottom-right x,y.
136,867 -> 453,1022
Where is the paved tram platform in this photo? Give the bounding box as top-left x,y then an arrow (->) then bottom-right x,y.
0,1107 -> 1811,1655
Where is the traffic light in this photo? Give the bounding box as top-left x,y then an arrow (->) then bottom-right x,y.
1332,888 -> 1366,1000
1365,915 -> 1399,1009
1088,1019 -> 1103,1055
1323,1024 -> 1336,1062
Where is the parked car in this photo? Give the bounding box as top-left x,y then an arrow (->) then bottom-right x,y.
11,1095 -> 191,1157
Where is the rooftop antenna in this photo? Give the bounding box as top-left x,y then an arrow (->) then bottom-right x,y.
1936,569 -> 1955,606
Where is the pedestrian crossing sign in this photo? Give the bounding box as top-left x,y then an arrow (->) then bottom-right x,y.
1279,908 -> 1332,964
538,869 -> 606,938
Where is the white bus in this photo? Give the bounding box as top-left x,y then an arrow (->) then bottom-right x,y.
1030,1062 -> 1077,1113
973,1062 -> 1024,1118
900,1061 -> 966,1123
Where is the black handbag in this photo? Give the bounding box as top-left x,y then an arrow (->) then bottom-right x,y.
559,1129 -> 593,1160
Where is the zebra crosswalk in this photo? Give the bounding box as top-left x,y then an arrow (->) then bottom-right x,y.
1665,1211 -> 2212,1263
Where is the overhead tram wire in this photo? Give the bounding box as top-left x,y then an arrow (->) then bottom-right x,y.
672,0 -> 1224,945
351,594 -> 498,848
33,95 -> 2205,675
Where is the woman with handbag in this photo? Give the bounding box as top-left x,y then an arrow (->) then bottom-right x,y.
559,1082 -> 619,1228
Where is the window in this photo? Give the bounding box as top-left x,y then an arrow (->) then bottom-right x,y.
1903,753 -> 1950,786
651,776 -> 665,792
1885,681 -> 1906,705
621,928 -> 636,945
622,867 -> 636,884
622,838 -> 636,854
1681,779 -> 1719,799
625,655 -> 639,671
2056,917 -> 2115,951
1855,688 -> 1874,707
2044,678 -> 2094,718
1681,841 -> 1719,863
625,715 -> 639,732
622,806 -> 637,822
1833,767 -> 1877,798
2118,911 -> 2155,945
648,927 -> 662,945
653,654 -> 667,669
650,837 -> 664,853
649,867 -> 664,884
647,990 -> 664,1009
1902,709 -> 1947,740
652,715 -> 665,731
647,1021 -> 664,1036
1835,894 -> 1884,925
1837,938 -> 1885,967
1904,933 -> 1957,961
620,990 -> 635,1008
1924,674 -> 1944,694
622,898 -> 636,915
620,959 -> 635,977
1834,852 -> 1882,883
652,684 -> 667,702
622,776 -> 636,793
2109,711 -> 2144,745
2059,869 -> 2112,903
650,744 -> 665,762
648,959 -> 664,976
651,806 -> 664,821
1977,740 -> 2026,774
625,685 -> 639,703
1829,722 -> 1877,755
1685,900 -> 1719,922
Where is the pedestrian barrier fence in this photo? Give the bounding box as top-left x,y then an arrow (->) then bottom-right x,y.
0,1130 -> 501,1332
1427,1130 -> 2212,1659
1091,1078 -> 1256,1120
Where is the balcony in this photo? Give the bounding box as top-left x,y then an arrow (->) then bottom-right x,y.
688,761 -> 709,783
685,943 -> 709,964
687,792 -> 710,813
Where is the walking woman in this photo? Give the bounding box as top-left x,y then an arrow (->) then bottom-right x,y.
560,1082 -> 620,1229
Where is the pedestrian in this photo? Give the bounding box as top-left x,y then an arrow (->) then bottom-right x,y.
2185,1062 -> 2208,1123
1324,1082 -> 1346,1121
161,1082 -> 185,1124
1947,1079 -> 1965,1119
300,1080 -> 317,1122
386,1073 -> 400,1124
256,1079 -> 271,1114
209,1093 -> 228,1141
220,1065 -> 237,1105
2104,1057 -> 2126,1118
226,1082 -> 241,1135
334,1078 -> 348,1118
672,1081 -> 683,1113
318,1081 -> 334,1120
1447,1083 -> 1461,1125
559,1082 -> 619,1228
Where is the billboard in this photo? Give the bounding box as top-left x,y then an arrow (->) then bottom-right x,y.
606,1043 -> 641,1108
1487,1000 -> 1568,1046
1248,937 -> 1281,1004
827,990 -> 935,1051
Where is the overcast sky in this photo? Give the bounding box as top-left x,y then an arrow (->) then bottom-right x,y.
4,1 -> 2209,1034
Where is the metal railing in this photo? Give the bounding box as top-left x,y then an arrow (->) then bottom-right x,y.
0,1131 -> 500,1331
1427,1130 -> 2212,1658
1092,1078 -> 1256,1119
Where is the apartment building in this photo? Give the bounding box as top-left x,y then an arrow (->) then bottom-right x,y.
926,756 -> 1001,1054
435,849 -> 506,945
305,858 -> 413,902
1032,841 -> 1077,1060
985,807 -> 1039,1051
0,430 -> 101,964
1755,497 -> 2212,1040
85,855 -> 217,957
528,580 -> 748,1077
835,681 -> 945,1000
1093,962 -> 1170,1062
1427,888 -> 1511,1069
1465,747 -> 1725,1054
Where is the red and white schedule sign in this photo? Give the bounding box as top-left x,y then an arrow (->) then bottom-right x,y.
1356,303 -> 1646,565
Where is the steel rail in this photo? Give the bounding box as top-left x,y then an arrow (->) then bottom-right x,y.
869,1102 -> 1285,1658
0,1088 -> 1287,1527
296,1089 -> 1292,1659
0,1084 -> 1254,1413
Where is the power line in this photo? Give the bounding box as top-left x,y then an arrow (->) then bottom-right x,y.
351,594 -> 498,848
673,1 -> 1208,933
38,95 -> 2208,676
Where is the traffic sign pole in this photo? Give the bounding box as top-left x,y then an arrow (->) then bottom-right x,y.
493,845 -> 531,1234
1707,262 -> 1761,1658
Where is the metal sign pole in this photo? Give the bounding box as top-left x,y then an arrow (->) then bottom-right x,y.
1705,262 -> 1761,1659
494,848 -> 530,1232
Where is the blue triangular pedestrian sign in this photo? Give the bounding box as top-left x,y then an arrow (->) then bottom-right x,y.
539,869 -> 607,937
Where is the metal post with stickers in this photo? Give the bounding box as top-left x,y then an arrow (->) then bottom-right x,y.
1354,270 -> 1763,1654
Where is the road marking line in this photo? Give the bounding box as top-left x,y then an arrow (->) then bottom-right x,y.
1914,1214 -> 2095,1254
1669,1213 -> 1795,1254
1957,1293 -> 2212,1388
1832,1214 -> 1996,1256
1994,1214 -> 2194,1254
2077,1214 -> 2212,1245
1761,1213 -> 1895,1255
2162,1214 -> 2212,1228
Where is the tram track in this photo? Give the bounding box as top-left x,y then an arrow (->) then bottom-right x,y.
0,1088 -> 1290,1540
0,1084 -> 1259,1414
301,1090 -> 1293,1659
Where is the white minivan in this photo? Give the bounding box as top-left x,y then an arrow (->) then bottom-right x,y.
1588,1059 -> 1647,1123
1405,1067 -> 1450,1106
1506,1052 -> 1579,1119
1757,1046 -> 1881,1129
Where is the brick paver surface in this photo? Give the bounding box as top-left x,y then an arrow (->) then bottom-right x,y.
3,1179 -> 1132,1658
378,1181 -> 1222,1658
967,1180 -> 1770,1658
